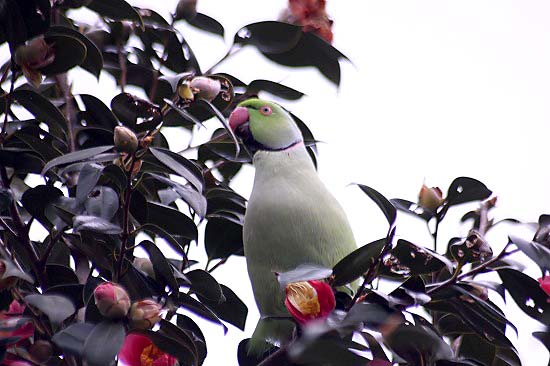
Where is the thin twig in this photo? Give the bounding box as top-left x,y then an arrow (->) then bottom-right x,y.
0,63 -> 17,143
117,43 -> 127,92
38,229 -> 65,270
205,45 -> 242,74
115,155 -> 137,281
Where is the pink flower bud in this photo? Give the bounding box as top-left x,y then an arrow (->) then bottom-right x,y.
284,280 -> 335,325
418,184 -> 444,212
93,282 -> 131,319
129,299 -> 162,329
189,76 -> 221,102
539,276 -> 550,297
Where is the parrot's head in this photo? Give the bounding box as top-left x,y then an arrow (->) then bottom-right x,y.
228,99 -> 303,153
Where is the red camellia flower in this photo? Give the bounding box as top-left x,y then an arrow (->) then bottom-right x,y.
284,280 -> 335,325
281,0 -> 334,43
118,333 -> 177,366
0,300 -> 34,346
93,282 -> 131,319
538,276 -> 550,297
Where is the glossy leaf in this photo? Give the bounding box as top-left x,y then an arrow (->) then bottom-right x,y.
82,321 -> 125,366
187,13 -> 224,37
52,322 -> 95,356
25,294 -> 75,325
332,238 -> 385,287
446,177 -> 492,207
141,240 -> 179,291
87,0 -> 143,27
355,184 -> 396,227
509,235 -> 550,272
42,145 -> 114,174
41,34 -> 87,75
47,26 -> 103,78
498,268 -> 550,324
12,89 -> 67,138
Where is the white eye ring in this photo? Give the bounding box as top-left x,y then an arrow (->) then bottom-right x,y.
260,106 -> 272,116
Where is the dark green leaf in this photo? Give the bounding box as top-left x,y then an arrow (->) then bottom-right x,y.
332,238 -> 385,287
21,185 -> 64,229
76,163 -> 104,203
509,235 -> 550,272
42,145 -> 114,174
197,99 -> 241,159
446,177 -> 492,207
149,147 -> 203,192
41,34 -> 87,75
139,223 -> 187,256
47,26 -> 103,78
204,217 -> 243,260
52,322 -> 95,356
172,292 -> 228,334
386,323 -> 453,364
87,0 -> 143,27
84,186 -> 119,220
355,184 -> 396,226
73,215 -> 122,234
80,94 -> 119,129
141,240 -> 179,291
187,13 -> 224,37
198,284 -> 247,331
389,239 -> 454,276
247,79 -> 304,100
498,268 -> 550,324
186,269 -> 223,303
234,21 -> 302,54
147,173 -> 207,217
12,89 -> 67,138
458,334 -> 496,366
146,202 -> 198,241
24,294 -> 75,325
391,198 -> 435,221
82,321 -> 125,366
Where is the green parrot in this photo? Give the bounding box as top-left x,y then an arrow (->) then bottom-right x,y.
228,98 -> 357,354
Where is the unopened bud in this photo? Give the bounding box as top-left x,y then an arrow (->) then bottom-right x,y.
129,299 -> 163,329
29,340 -> 53,364
134,257 -> 155,278
175,0 -> 197,20
189,76 -> 221,102
14,36 -> 55,88
284,280 -> 335,325
114,126 -> 139,153
418,184 -> 444,212
93,282 -> 131,319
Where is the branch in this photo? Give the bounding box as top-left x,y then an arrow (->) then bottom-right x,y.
117,43 -> 127,92
114,155 -> 137,281
0,62 -> 16,143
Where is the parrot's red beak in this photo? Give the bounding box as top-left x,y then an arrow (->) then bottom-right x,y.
228,107 -> 249,131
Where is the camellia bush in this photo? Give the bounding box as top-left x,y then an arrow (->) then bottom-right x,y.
1,0 -> 550,365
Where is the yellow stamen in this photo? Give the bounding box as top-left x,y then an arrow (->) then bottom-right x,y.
140,343 -> 164,366
286,281 -> 320,316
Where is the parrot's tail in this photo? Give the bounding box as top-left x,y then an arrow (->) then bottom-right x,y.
247,317 -> 295,356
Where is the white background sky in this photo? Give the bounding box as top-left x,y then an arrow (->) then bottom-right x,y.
9,0 -> 550,364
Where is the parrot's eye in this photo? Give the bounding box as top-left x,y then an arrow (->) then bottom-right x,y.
260,105 -> 272,116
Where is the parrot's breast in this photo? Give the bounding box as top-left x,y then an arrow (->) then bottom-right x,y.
243,145 -> 357,318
